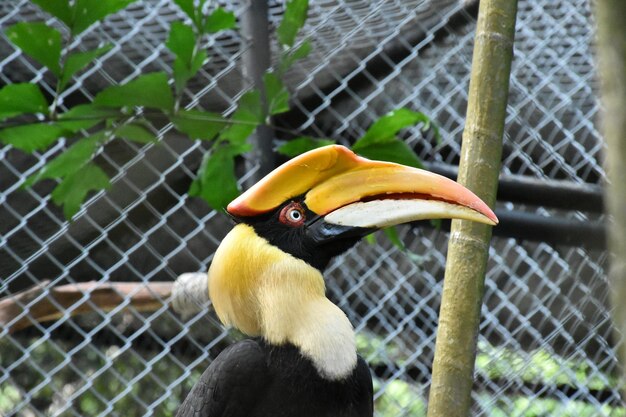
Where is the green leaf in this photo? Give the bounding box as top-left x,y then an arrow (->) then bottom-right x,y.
51,163 -> 111,218
383,227 -> 405,251
58,103 -> 122,132
277,0 -> 309,47
5,22 -> 62,76
115,123 -> 157,144
190,50 -> 207,76
353,108 -> 432,151
24,134 -> 102,187
167,22 -> 204,92
94,72 -> 174,111
171,50 -> 207,93
430,122 -> 441,144
0,83 -> 48,120
263,72 -> 290,116
167,22 -> 195,65
172,60 -> 190,94
189,143 -> 251,211
60,44 -> 112,91
219,90 -> 263,145
173,0 -> 197,27
0,384 -> 21,412
354,139 -> 424,169
430,219 -> 442,230
279,39 -> 311,73
71,0 -> 137,35
277,136 -> 335,157
173,110 -> 225,140
31,0 -> 73,27
205,7 -> 236,33
405,250 -> 427,265
0,123 -> 68,152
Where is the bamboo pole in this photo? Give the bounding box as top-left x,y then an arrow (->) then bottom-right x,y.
426,1 -> 518,416
595,0 -> 626,399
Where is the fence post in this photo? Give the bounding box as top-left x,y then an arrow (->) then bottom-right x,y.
240,0 -> 276,180
426,1 -> 518,416
595,0 -> 626,399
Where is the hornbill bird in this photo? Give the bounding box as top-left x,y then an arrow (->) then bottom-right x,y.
176,145 -> 497,417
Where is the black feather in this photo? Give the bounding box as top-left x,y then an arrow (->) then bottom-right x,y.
241,197 -> 365,272
176,339 -> 373,417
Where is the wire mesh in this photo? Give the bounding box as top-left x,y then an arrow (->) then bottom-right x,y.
0,0 -> 623,416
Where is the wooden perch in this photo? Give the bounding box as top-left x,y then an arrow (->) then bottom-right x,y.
0,280 -> 174,334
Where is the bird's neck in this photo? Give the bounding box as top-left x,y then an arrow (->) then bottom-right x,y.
259,283 -> 357,380
208,224 -> 357,380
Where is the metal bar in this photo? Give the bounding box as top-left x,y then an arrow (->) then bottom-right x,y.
415,210 -> 606,250
240,0 -> 276,180
427,162 -> 604,213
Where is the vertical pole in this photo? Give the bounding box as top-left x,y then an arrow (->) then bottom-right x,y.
595,0 -> 626,400
240,0 -> 276,180
426,1 -> 518,416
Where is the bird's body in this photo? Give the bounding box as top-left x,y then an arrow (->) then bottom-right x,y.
176,339 -> 372,417
175,145 -> 497,417
176,220 -> 370,417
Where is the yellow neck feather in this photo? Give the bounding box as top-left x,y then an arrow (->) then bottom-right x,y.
208,224 -> 357,379
209,224 -> 326,335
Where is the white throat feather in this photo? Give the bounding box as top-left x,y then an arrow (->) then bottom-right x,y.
258,280 -> 357,380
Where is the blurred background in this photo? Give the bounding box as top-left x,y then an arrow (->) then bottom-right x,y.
0,0 -> 622,416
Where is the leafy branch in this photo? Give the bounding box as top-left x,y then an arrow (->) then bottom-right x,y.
181,0 -> 312,210
0,0 -> 439,224
0,0 -> 313,218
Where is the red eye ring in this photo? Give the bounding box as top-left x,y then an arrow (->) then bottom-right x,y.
279,202 -> 306,227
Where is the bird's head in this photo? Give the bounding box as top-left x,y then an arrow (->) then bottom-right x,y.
208,145 -> 497,346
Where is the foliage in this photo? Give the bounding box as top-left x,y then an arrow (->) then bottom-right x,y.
275,108 -> 438,253
0,0 -> 292,218
359,335 -> 626,417
1,0 -> 439,221
475,394 -> 626,417
373,378 -> 427,417
356,332 -> 406,365
474,340 -> 622,391
0,336 -> 202,417
352,108 -> 439,169
0,384 -> 20,415
2,332 -> 625,416
2,0 -> 243,218
276,136 -> 336,157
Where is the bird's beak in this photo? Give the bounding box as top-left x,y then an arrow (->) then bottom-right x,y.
228,145 -> 498,231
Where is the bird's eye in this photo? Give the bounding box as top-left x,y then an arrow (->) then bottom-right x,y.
279,202 -> 306,227
288,209 -> 301,221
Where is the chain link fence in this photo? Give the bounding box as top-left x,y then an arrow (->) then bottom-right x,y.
0,0 -> 623,416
